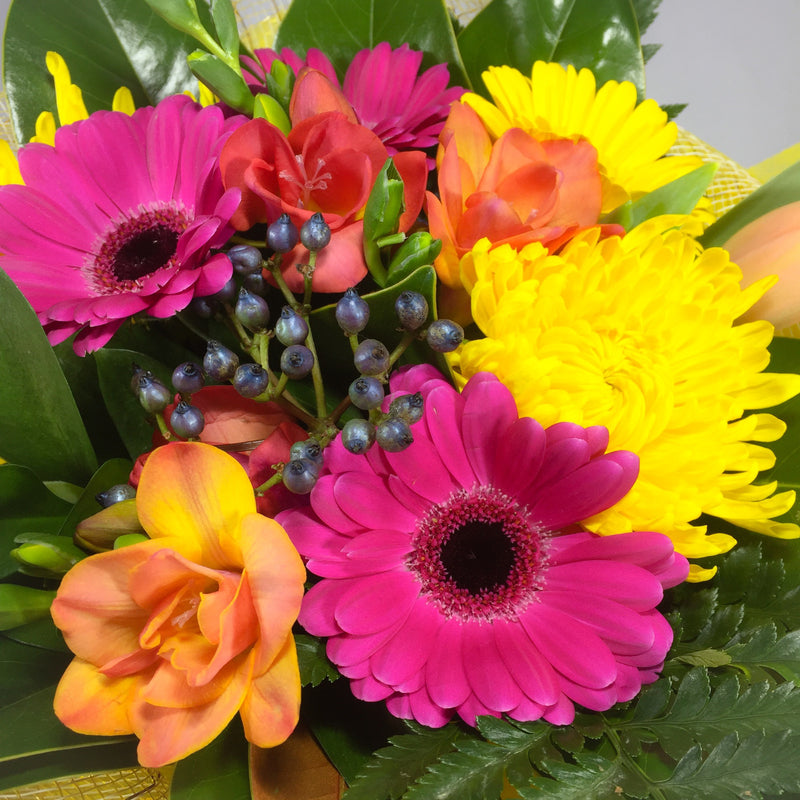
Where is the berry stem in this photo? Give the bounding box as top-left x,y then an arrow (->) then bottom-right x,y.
266,258 -> 301,310
255,467 -> 285,494
154,412 -> 174,441
388,330 -> 418,368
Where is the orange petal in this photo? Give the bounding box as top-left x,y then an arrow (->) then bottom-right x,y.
132,650 -> 255,767
290,68 -> 358,126
239,513 -> 305,674
51,540 -> 164,667
442,102 -> 492,181
136,442 -> 256,569
54,657 -> 139,736
240,634 -> 301,749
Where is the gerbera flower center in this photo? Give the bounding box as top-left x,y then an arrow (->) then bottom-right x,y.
408,485 -> 547,621
85,203 -> 191,294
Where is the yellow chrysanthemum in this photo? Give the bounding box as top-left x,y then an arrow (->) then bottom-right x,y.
0,52 -> 134,185
452,217 -> 800,581
461,62 -> 706,214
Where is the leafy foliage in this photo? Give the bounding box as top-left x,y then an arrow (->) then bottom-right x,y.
296,633 -> 340,687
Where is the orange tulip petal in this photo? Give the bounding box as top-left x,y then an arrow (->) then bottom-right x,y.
141,653 -> 246,709
240,634 -> 301,749
54,658 -> 139,736
132,651 -> 255,767
290,68 -> 358,126
136,442 -> 255,569
239,513 -> 305,674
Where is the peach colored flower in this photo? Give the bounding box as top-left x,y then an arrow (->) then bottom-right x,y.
722,201 -> 800,334
425,102 -> 612,295
51,442 -> 306,767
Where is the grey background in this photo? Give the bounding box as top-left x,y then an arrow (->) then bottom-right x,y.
1,0 -> 799,167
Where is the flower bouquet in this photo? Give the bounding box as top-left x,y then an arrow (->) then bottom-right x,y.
2,0 -> 800,798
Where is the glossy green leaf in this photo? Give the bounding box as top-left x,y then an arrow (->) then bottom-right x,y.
457,0 -> 645,101
3,0 -> 199,142
0,270 -> 97,483
94,348 -> 174,460
0,465 -> 73,579
700,160 -> 800,248
170,717 -> 251,800
275,0 -> 469,87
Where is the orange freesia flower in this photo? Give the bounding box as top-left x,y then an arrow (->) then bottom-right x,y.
425,102 -> 613,297
50,442 -> 306,767
723,200 -> 800,334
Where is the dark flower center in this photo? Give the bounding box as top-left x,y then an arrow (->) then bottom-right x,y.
439,521 -> 515,594
112,224 -> 180,281
85,204 -> 191,295
408,486 -> 548,621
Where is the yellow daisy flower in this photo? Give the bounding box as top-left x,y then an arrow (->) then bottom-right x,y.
453,217 -> 800,581
0,52 -> 134,185
461,61 -> 705,214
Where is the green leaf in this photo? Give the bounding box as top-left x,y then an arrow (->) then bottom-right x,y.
630,0 -> 661,36
94,348 -> 173,460
0,586 -> 57,631
343,723 -> 466,800
403,717 -> 549,800
457,0 -> 645,101
603,163 -> 718,230
3,0 -> 198,142
0,465 -> 73,579
296,633 -> 340,687
518,752 -> 620,799
170,717 -> 251,800
362,159 -> 406,286
209,0 -> 241,58
275,0 -> 469,88
699,159 -> 800,248
726,624 -> 800,682
0,269 -> 97,483
673,649 -> 732,668
658,731 -> 800,799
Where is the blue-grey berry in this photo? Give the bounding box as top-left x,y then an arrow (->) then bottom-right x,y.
426,319 -> 464,353
214,275 -> 238,305
233,363 -> 269,398
170,401 -> 205,438
96,484 -> 136,507
282,458 -> 318,494
348,376 -> 385,410
376,417 -> 414,452
267,213 -> 299,253
172,361 -> 205,395
341,418 -> 376,455
335,288 -> 370,334
300,212 -> 331,251
203,340 -> 239,381
228,244 -> 263,274
275,306 -> 309,346
188,296 -> 217,319
290,439 -> 324,467
235,286 -> 270,332
353,338 -> 390,376
394,290 -> 429,331
280,344 -> 314,379
136,374 -> 172,413
243,271 -> 269,296
388,392 -> 424,424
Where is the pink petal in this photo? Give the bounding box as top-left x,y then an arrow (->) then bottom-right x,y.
424,619 -> 472,709
334,570 -> 419,635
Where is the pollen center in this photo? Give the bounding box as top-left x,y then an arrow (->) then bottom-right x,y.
408,485 -> 547,621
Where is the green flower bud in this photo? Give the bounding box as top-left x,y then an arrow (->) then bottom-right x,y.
386,232 -> 442,284
74,498 -> 146,553
254,94 -> 291,136
188,51 -> 255,116
141,0 -> 204,37
0,585 -> 57,631
363,158 -> 406,286
11,533 -> 85,578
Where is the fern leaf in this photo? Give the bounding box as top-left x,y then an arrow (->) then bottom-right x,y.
516,753 -> 621,799
726,624 -> 800,682
658,731 -> 800,799
296,633 -> 340,687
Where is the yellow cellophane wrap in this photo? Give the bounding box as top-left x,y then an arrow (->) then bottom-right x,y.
0,1 -> 782,798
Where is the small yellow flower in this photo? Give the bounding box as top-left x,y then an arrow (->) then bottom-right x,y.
461,62 -> 705,214
453,217 -> 800,581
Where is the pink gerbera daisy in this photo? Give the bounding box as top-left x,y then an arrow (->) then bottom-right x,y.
276,366 -> 689,728
0,95 -> 244,355
244,44 -> 464,162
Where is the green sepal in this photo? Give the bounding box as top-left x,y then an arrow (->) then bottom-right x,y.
362,159 -> 406,287
188,51 -> 255,115
265,59 -> 295,110
602,162 -> 718,230
386,231 -> 443,285
10,533 -> 85,578
0,585 -> 57,631
253,93 -> 291,135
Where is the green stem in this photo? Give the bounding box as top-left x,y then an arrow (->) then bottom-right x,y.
603,722 -> 666,800
155,413 -> 174,441
388,330 -> 418,368
266,258 -> 301,309
303,251 -> 317,308
255,468 -> 285,493
329,394 -> 353,424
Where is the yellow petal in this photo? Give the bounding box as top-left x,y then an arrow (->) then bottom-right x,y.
136,442 -> 256,569
45,51 -> 89,126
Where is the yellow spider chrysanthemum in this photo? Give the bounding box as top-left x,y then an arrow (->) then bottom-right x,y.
461,61 -> 705,214
0,52 -> 135,186
453,217 -> 800,581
